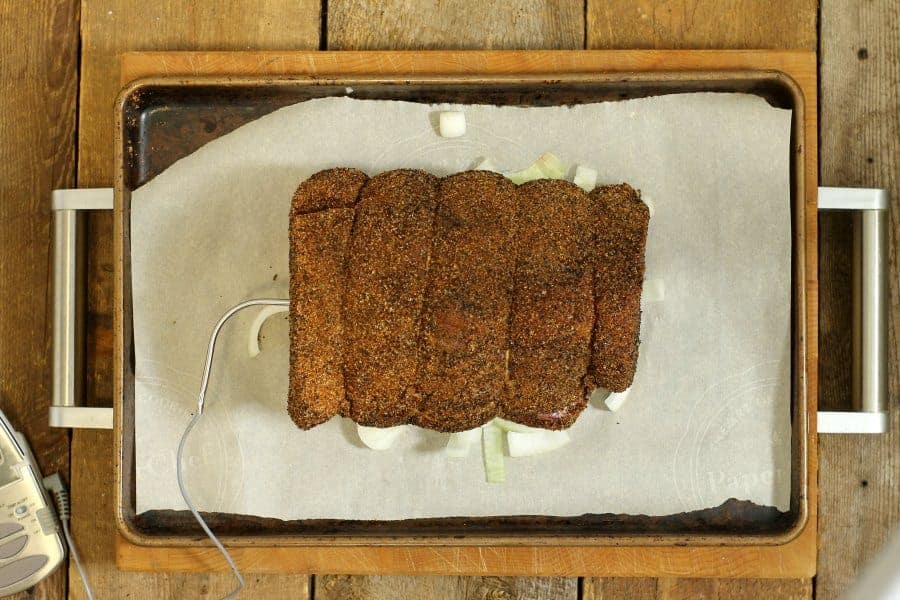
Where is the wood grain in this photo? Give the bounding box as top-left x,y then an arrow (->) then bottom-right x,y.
73,2 -> 320,598
11,0 -> 883,598
328,0 -> 584,50
580,3 -> 821,598
116,523 -> 817,576
586,0 -> 817,50
0,1 -> 78,598
584,577 -> 812,599
817,0 -> 900,597
113,49 -> 817,584
121,49 -> 821,81
316,575 -> 577,600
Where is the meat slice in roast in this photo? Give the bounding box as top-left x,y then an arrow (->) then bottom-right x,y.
414,171 -> 518,432
587,184 -> 650,393
342,169 -> 439,426
288,168 -> 368,429
502,179 -> 596,430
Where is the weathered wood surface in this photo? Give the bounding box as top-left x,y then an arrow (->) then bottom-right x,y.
71,1 -> 320,597
817,0 -> 900,597
0,0 -> 78,597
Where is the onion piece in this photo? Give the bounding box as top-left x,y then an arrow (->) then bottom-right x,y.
482,422 -> 506,483
533,152 -> 567,179
605,388 -> 631,412
248,305 -> 288,357
493,417 -> 544,434
471,157 -> 499,172
438,111 -> 466,138
589,387 -> 611,409
504,152 -> 566,184
445,428 -> 481,457
507,430 -> 571,457
357,424 -> 407,450
573,165 -> 598,192
504,165 -> 543,185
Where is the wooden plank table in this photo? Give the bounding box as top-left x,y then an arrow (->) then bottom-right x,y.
817,1 -> 900,597
0,0 -> 895,598
72,4 -> 320,597
0,1 -> 78,599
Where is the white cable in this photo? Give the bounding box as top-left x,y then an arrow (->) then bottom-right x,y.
196,299 -> 289,414
45,473 -> 94,600
177,413 -> 243,599
176,298 -> 289,600
61,520 -> 93,600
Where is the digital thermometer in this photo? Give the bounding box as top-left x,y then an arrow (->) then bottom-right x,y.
0,409 -> 65,595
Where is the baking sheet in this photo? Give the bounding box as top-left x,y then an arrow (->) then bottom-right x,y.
131,93 -> 792,520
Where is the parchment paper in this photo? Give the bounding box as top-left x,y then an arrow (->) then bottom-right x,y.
132,93 -> 792,520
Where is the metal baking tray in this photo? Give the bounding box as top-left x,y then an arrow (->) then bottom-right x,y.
114,71 -> 809,548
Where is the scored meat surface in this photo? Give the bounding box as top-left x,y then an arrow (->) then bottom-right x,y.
288,168 -> 368,429
342,170 -> 439,427
503,180 -> 595,430
414,171 -> 518,432
587,184 -> 650,393
287,169 -> 650,432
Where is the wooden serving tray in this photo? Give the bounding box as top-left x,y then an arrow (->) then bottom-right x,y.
114,50 -> 817,577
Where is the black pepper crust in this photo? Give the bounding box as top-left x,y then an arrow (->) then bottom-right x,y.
502,179 -> 595,430
287,169 -> 649,432
587,184 -> 650,393
414,171 -> 518,432
288,168 -> 368,430
342,169 -> 440,427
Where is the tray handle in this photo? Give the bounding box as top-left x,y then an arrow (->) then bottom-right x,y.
48,185 -> 889,433
50,189 -> 114,429
818,187 -> 890,434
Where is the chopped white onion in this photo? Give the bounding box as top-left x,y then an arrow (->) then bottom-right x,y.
472,157 -> 499,172
507,430 -> 571,457
604,388 -> 631,412
533,152 -> 567,178
589,386 -> 630,412
248,305 -> 288,357
438,111 -> 466,138
504,152 -> 566,184
504,165 -> 543,185
445,427 -> 481,457
573,165 -> 598,192
357,424 -> 407,450
589,387 -> 611,408
482,422 -> 506,483
643,195 -> 655,217
642,279 -> 665,302
493,417 -> 543,434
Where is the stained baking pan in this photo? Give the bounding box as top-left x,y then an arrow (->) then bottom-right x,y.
113,68 -> 810,549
